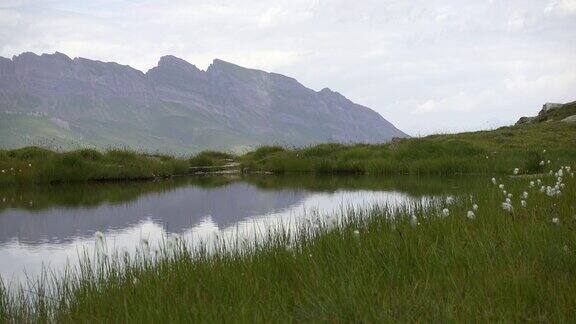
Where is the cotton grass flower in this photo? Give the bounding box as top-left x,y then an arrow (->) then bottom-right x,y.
529,181 -> 535,188
94,231 -> 104,241
521,200 -> 527,207
522,191 -> 528,199
491,177 -> 497,185
505,197 -> 511,204
467,210 -> 475,219
539,160 -> 545,166
353,230 -> 360,237
513,168 -> 519,175
552,217 -> 560,225
499,184 -> 505,190
502,202 -> 513,213
446,196 -> 455,205
472,204 -> 479,211
507,193 -> 512,198
441,208 -> 450,217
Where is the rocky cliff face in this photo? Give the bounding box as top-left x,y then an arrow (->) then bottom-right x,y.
0,52 -> 407,153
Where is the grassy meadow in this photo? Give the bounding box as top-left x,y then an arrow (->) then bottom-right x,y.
240,121 -> 576,175
1,164 -> 575,322
1,117 -> 575,185
0,147 -> 190,185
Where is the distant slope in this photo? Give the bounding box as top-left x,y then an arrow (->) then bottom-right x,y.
0,52 -> 407,153
0,112 -> 83,149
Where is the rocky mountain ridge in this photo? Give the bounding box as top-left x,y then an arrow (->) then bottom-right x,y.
0,52 -> 407,153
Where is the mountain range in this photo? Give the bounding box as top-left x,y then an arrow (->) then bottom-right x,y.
0,52 -> 407,153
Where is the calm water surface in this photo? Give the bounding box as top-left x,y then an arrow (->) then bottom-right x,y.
0,175 -> 476,287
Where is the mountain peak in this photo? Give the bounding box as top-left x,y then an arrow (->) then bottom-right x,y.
208,58 -> 245,72
155,55 -> 201,72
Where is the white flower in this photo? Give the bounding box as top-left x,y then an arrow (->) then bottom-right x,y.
446,196 -> 455,205
502,202 -> 513,212
441,208 -> 450,217
507,193 -> 512,198
472,204 -> 479,211
539,161 -> 545,166
505,197 -> 512,204
467,211 -> 475,219
522,192 -> 528,199
499,184 -> 505,189
548,160 -> 551,164
28,163 -> 31,167
1,170 -> 4,173
503,190 -> 507,196
491,177 -> 497,184
94,231 -> 104,241
558,169 -> 564,177
560,183 -> 565,189
513,168 -> 519,175
543,149 -> 547,153
132,277 -> 139,285
537,179 -> 542,185
552,217 -> 560,225
529,181 -> 535,187
353,230 -> 360,236
540,186 -> 546,193
521,200 -> 527,207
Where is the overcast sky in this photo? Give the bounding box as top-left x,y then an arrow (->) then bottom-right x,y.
1,0 -> 575,135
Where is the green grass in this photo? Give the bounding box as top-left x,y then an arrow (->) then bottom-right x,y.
1,167 -> 575,322
0,147 -> 241,185
2,113 -> 575,184
240,121 -> 576,175
0,147 -> 191,185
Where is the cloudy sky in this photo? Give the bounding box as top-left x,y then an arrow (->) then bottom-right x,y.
1,0 -> 575,135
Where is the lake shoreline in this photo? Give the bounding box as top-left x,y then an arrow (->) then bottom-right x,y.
1,168 -> 575,322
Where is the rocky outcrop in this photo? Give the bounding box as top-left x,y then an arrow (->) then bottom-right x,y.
515,116 -> 534,126
542,102 -> 563,112
515,101 -> 576,126
562,115 -> 576,123
0,52 -> 407,153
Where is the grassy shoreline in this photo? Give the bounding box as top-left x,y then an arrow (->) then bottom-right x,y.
1,119 -> 575,185
239,121 -> 576,175
1,167 -> 575,322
